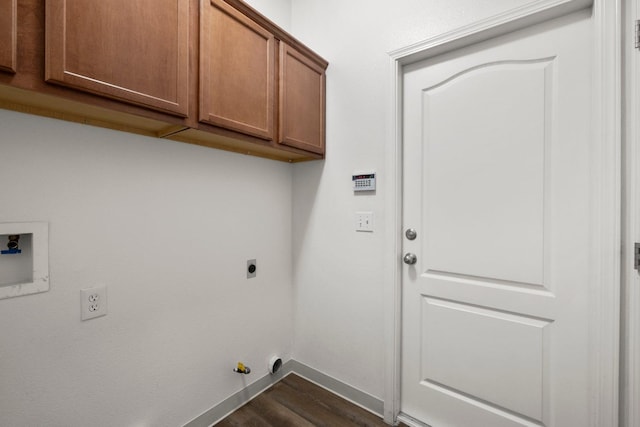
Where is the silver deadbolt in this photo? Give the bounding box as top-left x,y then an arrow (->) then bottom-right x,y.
405,228 -> 417,240
403,253 -> 417,265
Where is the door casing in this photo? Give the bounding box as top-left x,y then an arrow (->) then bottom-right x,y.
622,0 -> 640,426
384,0 -> 621,425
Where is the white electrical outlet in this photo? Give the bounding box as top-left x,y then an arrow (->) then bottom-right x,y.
355,211 -> 374,232
81,285 -> 107,320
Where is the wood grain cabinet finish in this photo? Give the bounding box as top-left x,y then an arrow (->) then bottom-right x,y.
45,0 -> 190,116
0,0 -> 327,162
279,43 -> 326,154
200,0 -> 276,140
0,0 -> 17,73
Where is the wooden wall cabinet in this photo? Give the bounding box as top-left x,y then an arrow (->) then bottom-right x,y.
0,0 -> 327,162
45,0 -> 190,117
0,0 -> 17,73
200,0 -> 276,140
199,0 -> 328,156
279,42 -> 326,155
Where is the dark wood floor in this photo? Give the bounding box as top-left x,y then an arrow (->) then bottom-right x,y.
216,374 -> 407,427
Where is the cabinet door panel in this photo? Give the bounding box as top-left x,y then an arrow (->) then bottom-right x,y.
200,0 -> 275,140
279,43 -> 325,154
0,0 -> 17,73
45,0 -> 189,116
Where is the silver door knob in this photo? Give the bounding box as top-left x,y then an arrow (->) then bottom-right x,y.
405,228 -> 417,240
403,253 -> 417,265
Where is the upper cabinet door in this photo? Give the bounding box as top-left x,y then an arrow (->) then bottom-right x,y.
278,43 -> 326,155
45,0 -> 189,117
0,0 -> 17,73
200,0 -> 276,140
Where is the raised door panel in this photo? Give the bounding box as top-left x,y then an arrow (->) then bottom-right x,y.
200,0 -> 275,140
424,61 -> 547,286
278,43 -> 325,155
45,0 -> 189,116
0,0 -> 17,73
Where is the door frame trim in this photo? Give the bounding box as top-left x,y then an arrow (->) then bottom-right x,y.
622,0 -> 639,425
384,0 -> 621,424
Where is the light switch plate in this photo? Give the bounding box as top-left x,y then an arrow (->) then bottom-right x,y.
355,212 -> 374,232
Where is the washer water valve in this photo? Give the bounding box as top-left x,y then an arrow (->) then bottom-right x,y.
1,235 -> 21,255
233,362 -> 251,374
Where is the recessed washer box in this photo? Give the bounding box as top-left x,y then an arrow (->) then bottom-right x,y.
0,222 -> 49,299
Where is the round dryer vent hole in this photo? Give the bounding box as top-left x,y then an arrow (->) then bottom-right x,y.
269,356 -> 282,374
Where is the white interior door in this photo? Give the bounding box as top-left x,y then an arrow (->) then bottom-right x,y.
401,9 -> 594,427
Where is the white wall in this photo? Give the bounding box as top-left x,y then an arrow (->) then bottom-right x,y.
290,0 -> 542,401
0,2 -> 296,426
244,0 -> 292,31
0,107 -> 293,426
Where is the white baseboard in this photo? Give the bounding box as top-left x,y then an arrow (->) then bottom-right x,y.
182,361 -> 292,427
288,360 -> 384,417
397,413 -> 432,427
183,360 -> 384,427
